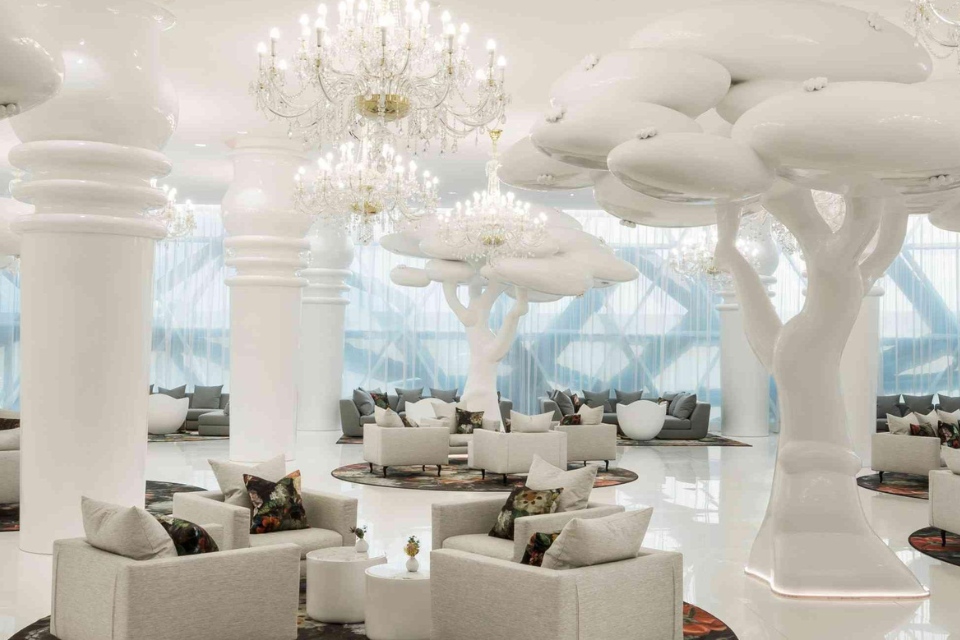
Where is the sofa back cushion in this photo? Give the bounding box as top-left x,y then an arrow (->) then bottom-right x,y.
191,385 -> 223,409
938,394 -> 960,414
395,387 -> 424,413
209,453 -> 287,508
877,394 -> 903,419
158,384 -> 187,399
81,496 -> 177,561
429,388 -> 459,403
615,390 -> 643,407
541,507 -> 653,570
671,393 -> 698,420
903,394 -> 935,415
582,389 -> 612,412
550,389 -> 577,416
353,388 -> 379,416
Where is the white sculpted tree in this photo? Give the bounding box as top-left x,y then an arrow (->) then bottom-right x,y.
506,0 -> 960,598
383,211 -> 637,424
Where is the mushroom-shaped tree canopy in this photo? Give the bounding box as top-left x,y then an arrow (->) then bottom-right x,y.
0,6 -> 62,119
515,0 -> 959,600
383,211 -> 637,423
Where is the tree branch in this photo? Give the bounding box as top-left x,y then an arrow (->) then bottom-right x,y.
472,279 -> 505,319
713,203 -> 782,372
831,193 -> 883,266
490,288 -> 529,361
761,184 -> 831,256
858,198 -> 908,290
442,281 -> 476,327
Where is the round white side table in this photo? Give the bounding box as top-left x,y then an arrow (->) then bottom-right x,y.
364,564 -> 432,640
305,547 -> 386,623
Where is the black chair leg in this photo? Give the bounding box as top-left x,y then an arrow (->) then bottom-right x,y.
605,460 -> 610,472
383,466 -> 388,478
481,469 -> 485,480
502,474 -> 508,485
369,463 -> 373,473
437,465 -> 442,477
879,471 -> 884,483
943,529 -> 948,546
422,465 -> 426,472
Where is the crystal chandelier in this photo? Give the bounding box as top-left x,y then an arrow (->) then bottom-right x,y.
905,0 -> 960,63
149,182 -> 197,239
439,130 -> 546,264
765,190 -> 844,258
295,139 -> 439,244
668,214 -> 769,288
251,0 -> 509,153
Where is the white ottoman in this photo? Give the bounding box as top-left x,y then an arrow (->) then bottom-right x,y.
306,547 -> 386,623
365,565 -> 431,640
617,400 -> 666,441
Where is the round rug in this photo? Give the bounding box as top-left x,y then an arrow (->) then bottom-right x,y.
10,592 -> 737,640
856,472 -> 929,500
0,480 -> 206,533
149,433 -> 229,443
332,457 -> 637,492
909,526 -> 960,567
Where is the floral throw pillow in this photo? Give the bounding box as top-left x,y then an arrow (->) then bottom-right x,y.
154,515 -> 219,556
559,414 -> 582,426
243,470 -> 310,535
456,407 -> 484,434
369,391 -> 391,410
0,417 -> 19,431
489,486 -> 564,541
521,531 -> 561,567
909,423 -> 937,438
938,422 -> 960,449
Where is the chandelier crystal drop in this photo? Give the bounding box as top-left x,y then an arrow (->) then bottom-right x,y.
251,0 -> 509,153
906,0 -> 960,63
439,130 -> 546,264
295,139 -> 439,244
149,182 -> 197,239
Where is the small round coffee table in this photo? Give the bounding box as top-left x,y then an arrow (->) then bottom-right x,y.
305,547 -> 386,623
364,564 -> 431,640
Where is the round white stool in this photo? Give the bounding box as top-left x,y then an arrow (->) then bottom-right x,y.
305,547 -> 386,623
364,564 -> 431,640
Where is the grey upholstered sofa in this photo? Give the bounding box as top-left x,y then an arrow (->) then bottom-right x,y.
876,393 -> 959,432
539,391 -> 710,440
152,385 -> 230,432
340,392 -> 513,437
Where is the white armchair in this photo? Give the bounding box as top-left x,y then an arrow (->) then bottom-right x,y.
431,547 -> 683,640
147,394 -> 189,435
872,433 -> 943,480
50,535 -> 301,640
362,424 -> 450,477
468,429 -> 567,484
432,496 -> 624,563
930,469 -> 960,545
554,423 -> 617,470
0,450 -> 18,504
173,488 -> 357,569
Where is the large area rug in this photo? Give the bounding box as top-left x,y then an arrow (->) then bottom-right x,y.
856,472 -> 929,500
336,432 -> 750,447
10,586 -> 738,640
0,480 -> 207,533
909,526 -> 960,567
332,457 -> 637,492
148,432 -> 229,443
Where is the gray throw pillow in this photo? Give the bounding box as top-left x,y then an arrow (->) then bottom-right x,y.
192,385 -> 223,409
938,394 -> 960,414
876,394 -> 903,419
429,388 -> 459,403
672,393 -> 697,420
209,454 -> 286,508
0,427 -> 19,451
903,394 -> 935,415
615,390 -> 644,407
582,390 -> 612,412
81,496 -> 177,561
552,389 -> 576,416
395,387 -> 424,413
353,388 -> 380,416
664,392 -> 683,416
158,385 -> 187,399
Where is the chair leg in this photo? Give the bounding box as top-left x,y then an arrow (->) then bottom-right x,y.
481,469 -> 485,480
879,470 -> 884,483
502,474 -> 508,485
422,465 -> 426,472
383,466 -> 388,478
437,465 -> 442,477
369,463 -> 373,473
605,460 -> 610,472
943,529 -> 948,547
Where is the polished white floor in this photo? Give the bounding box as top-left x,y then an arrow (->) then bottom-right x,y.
1,431 -> 958,640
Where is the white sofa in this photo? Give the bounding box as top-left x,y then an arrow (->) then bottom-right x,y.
930,469 -> 960,545
872,433 -> 943,480
554,423 -> 617,470
430,546 -> 683,640
50,534 -> 301,640
468,429 -> 567,484
172,488 -> 357,570
0,449 -> 18,504
362,424 -> 450,477
432,497 -> 625,563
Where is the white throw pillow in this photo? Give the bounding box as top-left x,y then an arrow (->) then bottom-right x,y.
81,496 -> 177,561
0,427 -> 19,451
374,406 -> 405,428
887,412 -> 918,435
404,399 -> 438,427
944,447 -> 960,474
916,409 -> 939,429
510,411 -> 554,433
938,409 -> 960,427
209,453 -> 286,508
541,507 -> 653,571
525,454 -> 597,512
576,404 -> 604,426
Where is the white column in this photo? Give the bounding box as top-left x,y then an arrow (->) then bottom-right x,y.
716,277 -> 774,437
842,284 -> 883,468
222,138 -> 312,462
7,0 -> 177,554
298,227 -> 354,431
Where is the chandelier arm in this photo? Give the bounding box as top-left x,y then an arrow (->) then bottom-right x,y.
442,280 -> 477,326
489,287 -> 529,361
858,199 -> 909,291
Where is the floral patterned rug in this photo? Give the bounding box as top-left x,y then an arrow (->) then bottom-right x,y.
148,432 -> 229,443
331,457 -> 637,492
10,591 -> 737,639
909,526 -> 960,567
0,480 -> 207,533
856,472 -> 929,500
336,432 -> 750,447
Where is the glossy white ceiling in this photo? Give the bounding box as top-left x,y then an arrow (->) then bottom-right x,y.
0,0 -> 950,209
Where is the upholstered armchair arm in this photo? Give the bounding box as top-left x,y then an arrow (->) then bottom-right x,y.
363,424 -> 383,462
0,450 -> 19,504
302,489 -> 358,545
511,503 -> 626,562
432,497 -> 505,549
539,398 -> 562,422
431,549 -> 579,640
688,403 -> 711,438
340,399 -> 363,437
173,491 -> 251,550
568,549 -> 683,640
